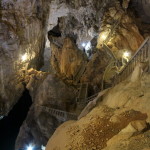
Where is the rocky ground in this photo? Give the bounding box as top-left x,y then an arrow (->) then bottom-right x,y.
46,69 -> 150,150
15,69 -> 78,149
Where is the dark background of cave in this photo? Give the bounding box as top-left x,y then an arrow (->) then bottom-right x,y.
0,90 -> 32,150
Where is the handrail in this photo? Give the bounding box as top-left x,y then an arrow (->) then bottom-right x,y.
86,92 -> 98,100
119,37 -> 149,74
104,20 -> 120,44
79,39 -> 149,105
101,60 -> 117,90
77,92 -> 99,105
114,36 -> 150,85
36,105 -> 77,121
103,44 -> 118,61
101,19 -> 121,62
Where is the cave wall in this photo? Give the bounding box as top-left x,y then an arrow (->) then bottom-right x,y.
46,0 -> 112,87
0,0 -> 149,149
15,73 -> 77,149
130,0 -> 150,38
0,0 -> 49,116
13,0 -> 111,148
97,1 -> 144,59
46,0 -> 110,49
50,37 -> 88,79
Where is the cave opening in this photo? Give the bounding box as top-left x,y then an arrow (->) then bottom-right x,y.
48,25 -> 62,38
0,89 -> 32,150
41,23 -> 62,73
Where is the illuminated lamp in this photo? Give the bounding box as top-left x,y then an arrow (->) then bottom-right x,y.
85,42 -> 91,51
123,51 -> 130,58
26,145 -> 34,150
21,53 -> 28,62
100,32 -> 107,41
82,42 -> 86,47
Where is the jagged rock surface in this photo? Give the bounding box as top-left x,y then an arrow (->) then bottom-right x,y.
0,0 -> 150,149
46,0 -> 109,48
16,73 -> 77,149
0,0 -> 49,116
50,37 -> 87,80
81,51 -> 109,92
97,1 -> 144,58
46,72 -> 150,150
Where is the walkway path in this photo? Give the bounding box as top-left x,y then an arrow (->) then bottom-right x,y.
37,106 -> 77,122
114,36 -> 150,85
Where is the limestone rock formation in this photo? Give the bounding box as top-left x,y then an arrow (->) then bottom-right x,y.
25,68 -> 48,98
50,37 -> 110,91
16,73 -> 77,149
60,38 -> 87,79
102,120 -> 149,150
81,51 -> 109,91
50,37 -> 87,80
0,0 -> 150,149
0,0 -> 49,116
97,0 -> 144,58
47,0 -> 109,48
46,72 -> 150,150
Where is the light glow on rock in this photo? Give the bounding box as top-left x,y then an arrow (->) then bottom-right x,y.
85,42 -> 91,51
122,51 -> 131,62
21,53 -> 28,62
123,51 -> 130,58
101,33 -> 107,41
41,145 -> 46,150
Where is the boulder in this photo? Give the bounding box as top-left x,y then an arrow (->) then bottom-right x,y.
16,74 -> 77,149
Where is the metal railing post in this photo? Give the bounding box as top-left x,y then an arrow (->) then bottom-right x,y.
148,39 -> 150,72
113,37 -> 149,84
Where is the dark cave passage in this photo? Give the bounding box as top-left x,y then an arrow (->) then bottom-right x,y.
0,90 -> 32,150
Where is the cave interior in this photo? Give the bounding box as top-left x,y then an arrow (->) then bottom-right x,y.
0,0 -> 150,150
